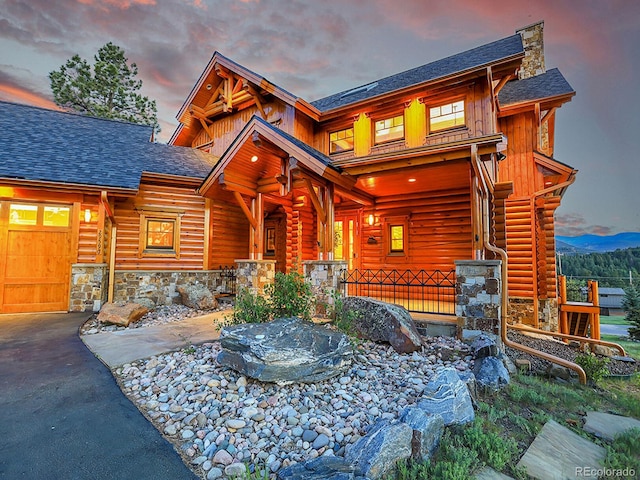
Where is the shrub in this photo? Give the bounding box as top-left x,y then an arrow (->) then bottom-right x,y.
265,270 -> 314,321
623,285 -> 640,340
575,353 -> 610,385
326,290 -> 361,337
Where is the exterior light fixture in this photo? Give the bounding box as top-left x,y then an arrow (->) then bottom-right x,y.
408,178 -> 416,183
368,214 -> 375,226
251,155 -> 259,162
84,208 -> 92,223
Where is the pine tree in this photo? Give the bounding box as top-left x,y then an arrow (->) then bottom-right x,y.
622,285 -> 640,340
49,42 -> 158,132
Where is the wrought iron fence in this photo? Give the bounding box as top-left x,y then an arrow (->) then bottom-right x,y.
217,266 -> 237,295
340,268 -> 456,315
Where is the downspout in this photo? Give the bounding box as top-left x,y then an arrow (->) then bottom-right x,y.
100,191 -> 117,304
471,154 -> 587,384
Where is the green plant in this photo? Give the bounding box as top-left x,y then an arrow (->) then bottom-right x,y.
623,285 -> 640,340
265,270 -> 314,321
602,428 -> 640,479
575,353 -> 610,385
326,289 -> 361,337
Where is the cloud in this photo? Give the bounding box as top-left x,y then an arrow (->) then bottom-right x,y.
0,67 -> 59,110
555,212 -> 613,237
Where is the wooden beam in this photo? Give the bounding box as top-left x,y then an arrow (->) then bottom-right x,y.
219,173 -> 258,198
493,74 -> 513,97
198,118 -> 214,141
205,81 -> 224,108
540,107 -> 557,126
233,191 -> 257,228
243,79 -> 267,119
303,177 -> 326,223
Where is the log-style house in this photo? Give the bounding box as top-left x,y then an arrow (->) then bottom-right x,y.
170,21 -> 575,328
0,21 -> 576,330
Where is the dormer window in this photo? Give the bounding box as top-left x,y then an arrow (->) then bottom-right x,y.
329,127 -> 354,154
429,100 -> 465,132
374,114 -> 404,144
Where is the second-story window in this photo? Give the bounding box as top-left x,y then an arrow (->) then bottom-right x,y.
329,127 -> 354,154
374,114 -> 404,144
429,100 -> 465,132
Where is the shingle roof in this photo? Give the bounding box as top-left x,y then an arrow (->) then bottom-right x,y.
311,34 -> 524,112
498,68 -> 575,106
0,101 -> 217,191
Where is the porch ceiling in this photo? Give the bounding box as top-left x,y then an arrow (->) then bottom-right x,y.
355,159 -> 471,198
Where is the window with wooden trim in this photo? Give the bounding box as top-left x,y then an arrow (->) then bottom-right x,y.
329,127 -> 354,154
384,216 -> 409,256
374,114 -> 404,144
429,99 -> 465,132
139,212 -> 180,258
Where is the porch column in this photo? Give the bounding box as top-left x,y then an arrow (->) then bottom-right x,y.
303,260 -> 347,316
235,259 -> 276,296
455,260 -> 502,336
325,183 -> 335,261
252,192 -> 264,260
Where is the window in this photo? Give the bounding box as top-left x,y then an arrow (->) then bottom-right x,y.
389,224 -> 405,253
329,127 -> 354,154
374,114 -> 404,144
9,203 -> 70,227
139,212 -> 180,258
429,100 -> 465,132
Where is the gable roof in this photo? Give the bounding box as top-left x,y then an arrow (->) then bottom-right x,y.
311,34 -> 524,112
0,101 -> 217,192
498,68 -> 575,107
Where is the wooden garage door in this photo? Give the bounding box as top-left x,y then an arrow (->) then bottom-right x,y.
0,202 -> 73,313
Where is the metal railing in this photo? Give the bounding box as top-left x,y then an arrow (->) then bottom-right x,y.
340,268 -> 456,315
217,266 -> 237,295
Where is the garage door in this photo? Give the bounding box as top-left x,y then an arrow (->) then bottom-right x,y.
0,202 -> 73,313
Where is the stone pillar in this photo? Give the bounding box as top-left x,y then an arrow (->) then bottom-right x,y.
303,260 -> 348,316
455,260 -> 502,335
235,259 -> 276,296
69,263 -> 109,312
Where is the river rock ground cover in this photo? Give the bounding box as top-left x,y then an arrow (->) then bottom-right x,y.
109,309 -> 473,479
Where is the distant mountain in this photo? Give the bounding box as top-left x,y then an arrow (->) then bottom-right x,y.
556,232 -> 640,253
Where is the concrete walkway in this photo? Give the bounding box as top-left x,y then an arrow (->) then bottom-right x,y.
81,310 -> 229,367
0,312 -> 197,480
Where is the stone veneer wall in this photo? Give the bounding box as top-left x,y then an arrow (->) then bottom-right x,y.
509,297 -> 559,331
303,260 -> 348,316
517,21 -> 545,80
235,260 -> 276,296
112,269 -> 236,306
455,260 -> 502,335
70,263 -> 109,312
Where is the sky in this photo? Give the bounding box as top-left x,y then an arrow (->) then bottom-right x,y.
1,0 -> 639,237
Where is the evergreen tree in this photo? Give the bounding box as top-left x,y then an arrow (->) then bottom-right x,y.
49,42 -> 158,132
622,285 -> 640,340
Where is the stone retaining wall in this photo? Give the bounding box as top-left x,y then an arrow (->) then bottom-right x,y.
113,270 -> 235,306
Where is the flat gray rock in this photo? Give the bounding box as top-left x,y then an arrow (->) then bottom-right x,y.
517,419 -> 605,479
217,317 -> 352,384
583,411 -> 640,441
399,406 -> 444,461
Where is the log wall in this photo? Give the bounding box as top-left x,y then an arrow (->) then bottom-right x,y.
113,182 -> 207,270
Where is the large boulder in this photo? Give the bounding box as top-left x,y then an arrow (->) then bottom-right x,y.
344,420 -> 413,480
97,302 -> 148,327
399,406 -> 444,461
473,356 -> 510,392
342,297 -> 422,353
277,456 -> 367,480
176,283 -> 218,310
217,317 -> 352,384
417,367 -> 475,426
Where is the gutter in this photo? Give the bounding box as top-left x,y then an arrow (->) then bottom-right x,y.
470,151 -> 587,384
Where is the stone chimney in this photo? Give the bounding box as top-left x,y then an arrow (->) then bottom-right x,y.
516,21 -> 546,79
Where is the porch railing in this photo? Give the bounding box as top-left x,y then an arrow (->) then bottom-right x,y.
340,268 -> 456,315
217,266 -> 237,295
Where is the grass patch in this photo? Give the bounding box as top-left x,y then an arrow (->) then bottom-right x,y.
600,315 -> 632,326
601,334 -> 640,360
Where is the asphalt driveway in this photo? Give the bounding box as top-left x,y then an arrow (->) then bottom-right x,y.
0,312 -> 197,480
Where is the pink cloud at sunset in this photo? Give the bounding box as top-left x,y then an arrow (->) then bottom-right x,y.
0,0 -> 638,236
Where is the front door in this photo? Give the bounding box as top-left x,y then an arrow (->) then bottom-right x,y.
334,213 -> 360,270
